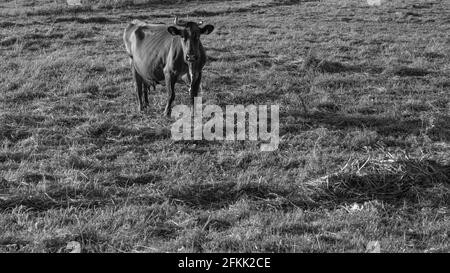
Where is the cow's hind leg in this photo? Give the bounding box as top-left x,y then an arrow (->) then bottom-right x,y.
132,67 -> 145,111
143,82 -> 150,108
181,73 -> 191,85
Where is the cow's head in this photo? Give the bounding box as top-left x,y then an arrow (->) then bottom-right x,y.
167,17 -> 214,63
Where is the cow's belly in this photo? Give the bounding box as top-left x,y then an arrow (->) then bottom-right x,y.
135,63 -> 191,86
133,59 -> 165,83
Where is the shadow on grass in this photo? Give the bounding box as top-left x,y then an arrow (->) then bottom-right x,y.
308,61 -> 432,77
0,125 -> 32,143
233,90 -> 284,105
113,173 -> 161,188
281,111 -> 450,142
212,88 -> 284,107
302,52 -> 384,74
0,182 -> 162,212
0,195 -> 110,212
20,172 -> 58,183
302,53 -> 433,76
167,181 -> 311,210
315,159 -> 450,208
78,122 -> 171,144
168,159 -> 449,210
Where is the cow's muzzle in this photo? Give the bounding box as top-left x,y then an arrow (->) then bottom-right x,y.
185,55 -> 197,62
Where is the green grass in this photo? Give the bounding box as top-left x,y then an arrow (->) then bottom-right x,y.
0,0 -> 449,252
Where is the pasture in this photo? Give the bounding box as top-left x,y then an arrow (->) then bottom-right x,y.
0,0 -> 449,252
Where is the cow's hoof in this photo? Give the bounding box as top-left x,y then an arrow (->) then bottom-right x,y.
139,104 -> 149,112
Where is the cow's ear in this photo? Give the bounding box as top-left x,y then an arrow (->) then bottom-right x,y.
167,26 -> 181,36
200,25 -> 214,35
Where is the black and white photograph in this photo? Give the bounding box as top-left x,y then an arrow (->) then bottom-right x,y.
0,0 -> 449,258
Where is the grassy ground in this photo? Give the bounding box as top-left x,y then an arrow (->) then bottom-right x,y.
0,0 -> 449,252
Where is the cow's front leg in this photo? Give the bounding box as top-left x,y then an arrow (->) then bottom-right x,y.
189,71 -> 202,106
164,72 -> 177,117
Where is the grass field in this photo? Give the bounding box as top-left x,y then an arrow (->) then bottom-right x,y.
0,0 -> 449,252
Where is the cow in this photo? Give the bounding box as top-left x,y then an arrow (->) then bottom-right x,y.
123,17 -> 214,116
